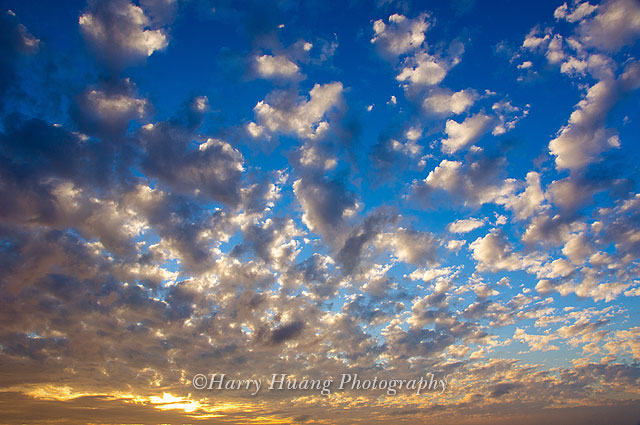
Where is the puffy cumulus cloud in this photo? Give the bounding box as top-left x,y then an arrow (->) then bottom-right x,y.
79,0 -> 168,68
541,269 -> 633,302
521,213 -> 575,247
139,123 -> 245,206
423,88 -> 476,116
491,100 -> 529,135
397,52 -> 450,87
554,2 -> 599,23
294,141 -> 338,171
539,257 -> 575,279
248,82 -> 344,140
253,54 -> 302,80
407,266 -> 456,283
577,0 -> 640,51
73,80 -> 149,137
412,155 -> 518,207
518,60 -> 533,69
549,61 -> 640,170
0,117 -> 122,204
376,227 -> 439,267
369,127 -> 427,173
527,193 -> 640,303
545,34 -> 567,64
371,13 -> 430,57
514,328 -> 560,351
236,217 -> 304,269
422,159 -> 463,191
447,217 -> 485,234
560,53 -> 616,80
522,27 -> 551,51
503,171 -> 546,220
546,175 -> 606,211
292,174 -> 358,243
562,232 -> 592,265
470,231 -> 543,273
441,113 -> 493,154
446,239 -> 466,252
5,2 -> 640,423
335,210 -> 394,275
596,193 -> 640,263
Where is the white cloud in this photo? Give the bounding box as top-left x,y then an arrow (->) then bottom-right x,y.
248,82 -> 344,140
75,82 -> 149,135
554,2 -> 598,23
470,231 -> 543,273
84,90 -> 147,121
578,0 -> 640,51
562,233 -> 591,265
549,62 -> 640,170
424,159 -> 463,191
441,113 -> 493,154
545,34 -> 566,64
415,158 -> 518,207
523,27 -> 550,50
407,266 -> 455,282
448,217 -> 485,234
254,54 -> 302,80
371,13 -> 430,57
492,100 -> 529,135
377,228 -> 438,266
423,88 -> 476,115
79,0 -> 168,66
397,52 -> 448,86
503,172 -> 545,220
446,240 -> 466,252
514,328 -> 559,351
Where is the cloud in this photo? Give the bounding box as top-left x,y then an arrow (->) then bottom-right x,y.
514,328 -> 559,351
441,113 -> 493,154
578,0 -> 640,51
140,124 -> 245,206
446,239 -> 466,251
248,82 -> 344,140
397,52 -> 449,87
79,0 -> 169,68
423,88 -> 476,115
1,10 -> 40,54
522,27 -> 551,51
268,320 -> 305,344
371,13 -> 430,57
73,80 -> 149,137
503,171 -> 546,220
4,2 -> 640,423
470,231 -> 542,272
491,100 -> 529,135
549,61 -> 640,170
292,174 -> 357,243
447,217 -> 485,234
413,155 -> 517,207
337,211 -> 393,274
554,2 -> 598,23
377,227 -> 439,266
254,54 -> 302,80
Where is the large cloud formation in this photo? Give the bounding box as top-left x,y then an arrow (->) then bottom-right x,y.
1,1 -> 640,424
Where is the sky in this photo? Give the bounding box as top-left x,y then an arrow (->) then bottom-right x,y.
1,0 -> 640,424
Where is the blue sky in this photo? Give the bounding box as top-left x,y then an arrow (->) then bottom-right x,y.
1,0 -> 640,424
